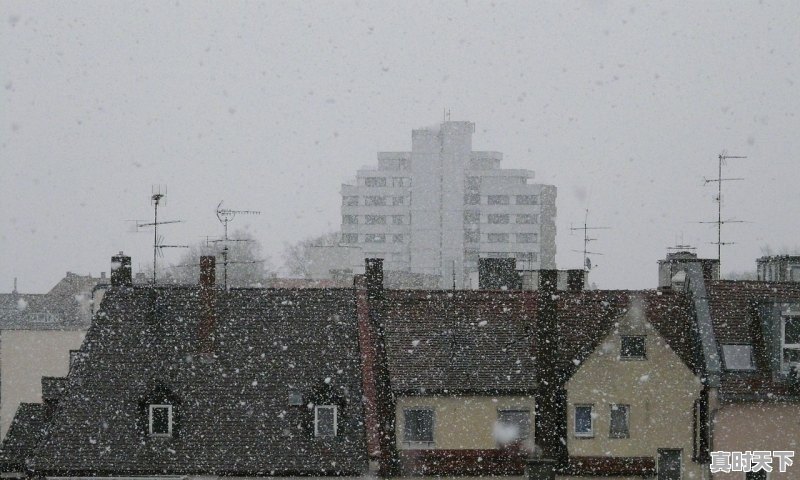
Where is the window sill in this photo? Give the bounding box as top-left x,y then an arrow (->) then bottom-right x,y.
574,433 -> 594,439
402,441 -> 436,449
619,357 -> 646,361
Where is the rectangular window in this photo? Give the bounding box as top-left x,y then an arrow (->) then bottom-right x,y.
488,214 -> 509,224
342,215 -> 358,225
516,252 -> 538,263
392,215 -> 405,225
516,194 -> 539,205
341,233 -> 358,244
574,405 -> 593,437
621,336 -> 646,360
516,214 -> 538,224
149,404 -> 172,436
393,234 -> 404,243
464,231 -> 480,243
657,449 -> 682,480
364,196 -> 386,206
404,408 -> 434,443
288,391 -> 303,406
783,316 -> 800,370
609,404 -> 630,438
722,344 -> 754,370
365,215 -> 386,225
392,177 -> 411,187
497,409 -> 531,443
464,194 -> 480,205
516,233 -> 538,243
464,211 -> 480,224
365,177 -> 386,187
466,176 -> 481,190
364,234 -> 385,243
314,405 -> 337,437
487,195 -> 510,205
342,196 -> 359,206
487,233 -> 509,243
392,196 -> 405,206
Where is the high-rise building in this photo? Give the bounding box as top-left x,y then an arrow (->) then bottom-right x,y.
340,120 -> 556,289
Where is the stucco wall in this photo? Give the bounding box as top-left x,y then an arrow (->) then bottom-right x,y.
710,403 -> 800,479
395,395 -> 535,449
565,303 -> 703,479
1,329 -> 85,439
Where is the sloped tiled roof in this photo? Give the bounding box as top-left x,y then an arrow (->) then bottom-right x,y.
707,280 -> 800,399
27,286 -> 368,476
381,288 -> 699,393
0,273 -> 101,330
0,404 -> 48,471
382,290 -> 537,393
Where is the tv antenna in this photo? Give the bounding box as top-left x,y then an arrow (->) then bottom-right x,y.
136,186 -> 188,284
569,209 -> 609,271
700,151 -> 747,268
207,201 -> 262,289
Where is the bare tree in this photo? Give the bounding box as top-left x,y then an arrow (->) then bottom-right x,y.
281,231 -> 341,277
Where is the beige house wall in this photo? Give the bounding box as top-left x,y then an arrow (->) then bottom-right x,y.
564,302 -> 704,479
710,403 -> 800,479
395,395 -> 535,449
1,329 -> 85,439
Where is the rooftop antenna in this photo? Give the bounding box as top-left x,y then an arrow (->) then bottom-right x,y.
700,151 -> 747,268
452,259 -> 456,291
208,201 -> 261,290
136,186 -> 187,284
569,209 -> 609,271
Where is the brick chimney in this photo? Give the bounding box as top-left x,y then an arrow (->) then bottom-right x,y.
356,259 -> 399,476
110,252 -> 132,287
534,270 -> 567,464
197,256 -> 216,354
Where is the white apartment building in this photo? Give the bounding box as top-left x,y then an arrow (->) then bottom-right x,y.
340,120 -> 556,289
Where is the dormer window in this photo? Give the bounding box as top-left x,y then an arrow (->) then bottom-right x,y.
314,405 -> 337,437
148,404 -> 173,436
620,336 -> 646,360
782,316 -> 800,371
722,344 -> 754,371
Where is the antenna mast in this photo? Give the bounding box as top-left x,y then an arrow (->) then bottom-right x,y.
210,201 -> 261,289
136,186 -> 187,284
569,209 -> 609,271
701,151 -> 746,268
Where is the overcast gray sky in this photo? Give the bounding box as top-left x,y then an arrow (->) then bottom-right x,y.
2,1 -> 799,292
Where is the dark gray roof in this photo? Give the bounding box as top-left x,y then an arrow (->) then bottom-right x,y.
0,273 -> 101,330
382,290 -> 537,393
0,404 -> 48,472
27,286 -> 368,476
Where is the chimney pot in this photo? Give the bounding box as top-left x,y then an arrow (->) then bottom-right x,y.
365,259 -> 384,299
110,253 -> 132,287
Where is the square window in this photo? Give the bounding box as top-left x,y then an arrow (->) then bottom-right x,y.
365,215 -> 386,225
464,211 -> 480,224
609,404 -> 629,438
149,404 -> 172,436
392,196 -> 405,206
342,215 -> 358,225
365,177 -> 386,187
487,214 -> 509,224
288,391 -> 303,406
464,194 -> 480,205
364,196 -> 386,206
392,215 -> 405,225
314,405 -> 337,437
621,336 -> 646,360
574,405 -> 593,437
393,234 -> 404,243
497,409 -> 531,444
722,344 -> 754,370
487,233 -> 509,243
341,233 -> 358,244
487,195 -> 510,205
404,408 -> 434,443
515,194 -> 538,205
464,231 -> 480,243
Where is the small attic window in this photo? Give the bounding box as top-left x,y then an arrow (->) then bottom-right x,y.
620,336 -> 646,360
722,344 -> 754,371
148,404 -> 173,436
314,405 -> 338,437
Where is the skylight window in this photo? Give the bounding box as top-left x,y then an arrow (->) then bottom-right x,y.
148,404 -> 172,436
722,344 -> 754,371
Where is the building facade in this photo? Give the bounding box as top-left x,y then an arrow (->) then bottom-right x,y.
340,120 -> 556,289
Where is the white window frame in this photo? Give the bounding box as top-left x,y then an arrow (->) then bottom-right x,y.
497,408 -> 531,443
620,335 -> 647,360
574,404 -> 594,438
403,407 -> 435,446
148,404 -> 173,437
314,405 -> 338,437
782,316 -> 800,372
